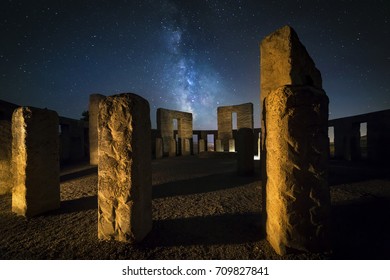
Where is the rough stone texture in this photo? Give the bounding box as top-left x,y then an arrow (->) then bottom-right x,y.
155,138 -> 163,159
98,93 -> 152,243
260,25 -> 323,191
229,139 -> 235,152
264,85 -> 330,255
259,26 -> 327,249
89,94 -> 105,165
157,108 -> 193,156
0,120 -> 12,195
0,100 -> 19,195
215,139 -> 223,152
237,128 -> 254,176
217,103 -> 253,151
11,107 -> 60,217
199,139 -> 205,153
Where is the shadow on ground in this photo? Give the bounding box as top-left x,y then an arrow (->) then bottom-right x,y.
153,171 -> 259,199
143,213 -> 262,248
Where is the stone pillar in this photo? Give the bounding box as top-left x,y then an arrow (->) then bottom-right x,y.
12,107 -> 60,217
89,94 -> 105,165
264,85 -> 330,255
182,138 -> 191,156
168,138 -> 176,157
215,139 -> 223,152
0,120 -> 12,195
98,93 -> 152,243
237,128 -> 254,176
199,139 -> 205,153
229,139 -> 235,152
155,138 -> 163,159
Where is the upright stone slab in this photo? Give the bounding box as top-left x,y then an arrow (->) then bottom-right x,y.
265,86 -> 330,255
260,25 -> 330,255
199,139 -> 205,153
98,93 -> 152,243
12,107 -> 60,217
237,128 -> 254,176
169,138 -> 176,157
182,138 -> 191,156
229,139 -> 235,152
155,138 -> 163,159
89,94 -> 105,165
215,139 -> 223,152
0,120 -> 12,195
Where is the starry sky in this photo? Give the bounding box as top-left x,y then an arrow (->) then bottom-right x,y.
0,0 -> 389,129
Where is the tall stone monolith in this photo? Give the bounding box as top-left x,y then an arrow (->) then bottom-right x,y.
155,138 -> 163,159
260,25 -> 330,255
89,94 -> 105,165
12,107 -> 60,217
98,93 -> 152,243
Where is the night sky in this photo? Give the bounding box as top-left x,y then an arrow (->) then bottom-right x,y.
0,0 -> 389,129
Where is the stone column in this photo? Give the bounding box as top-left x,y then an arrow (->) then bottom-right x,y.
169,138 -> 176,157
199,139 -> 205,153
155,138 -> 163,159
12,107 -> 60,217
182,138 -> 191,156
0,120 -> 12,195
229,139 -> 235,152
215,139 -> 223,152
98,93 -> 152,243
89,94 -> 105,165
237,128 -> 254,176
264,85 -> 330,255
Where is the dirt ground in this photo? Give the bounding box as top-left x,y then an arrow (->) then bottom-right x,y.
1,155 -> 389,260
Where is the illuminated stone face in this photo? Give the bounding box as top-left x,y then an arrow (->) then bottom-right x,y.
0,120 -> 12,195
260,25 -> 331,255
265,86 -> 331,255
98,93 -> 152,243
11,107 -> 60,217
89,94 -> 105,165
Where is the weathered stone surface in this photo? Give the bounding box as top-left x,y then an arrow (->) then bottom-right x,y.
229,139 -> 235,152
157,108 -> 193,156
98,93 -> 152,243
0,100 -> 18,195
0,120 -> 12,195
89,94 -> 105,165
237,128 -> 254,176
155,138 -> 163,159
12,107 -> 60,217
264,85 -> 330,255
259,26 -> 329,253
199,139 -> 205,153
217,103 -> 253,151
260,25 -> 323,184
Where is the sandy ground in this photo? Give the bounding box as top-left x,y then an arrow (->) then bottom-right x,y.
1,155 -> 389,260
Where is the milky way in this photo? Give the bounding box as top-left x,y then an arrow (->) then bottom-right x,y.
0,0 -> 389,129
